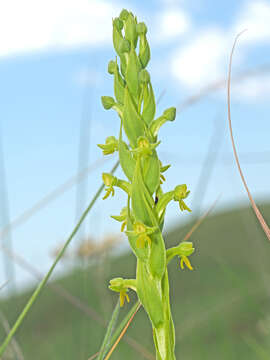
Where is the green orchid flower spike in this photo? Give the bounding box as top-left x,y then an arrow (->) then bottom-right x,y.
99,9 -> 194,360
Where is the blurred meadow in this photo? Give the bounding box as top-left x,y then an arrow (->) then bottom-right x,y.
0,0 -> 270,359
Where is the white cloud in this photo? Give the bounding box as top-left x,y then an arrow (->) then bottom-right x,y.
0,0 -> 122,58
171,29 -> 229,88
158,8 -> 190,40
233,1 -> 270,44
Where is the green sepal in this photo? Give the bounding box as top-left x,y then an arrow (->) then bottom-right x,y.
161,163 -> 170,173
142,82 -> 156,125
111,214 -> 124,222
136,260 -> 164,327
122,87 -> 145,148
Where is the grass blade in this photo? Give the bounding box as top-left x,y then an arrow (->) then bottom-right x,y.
105,301 -> 142,360
97,300 -> 120,360
108,300 -> 141,349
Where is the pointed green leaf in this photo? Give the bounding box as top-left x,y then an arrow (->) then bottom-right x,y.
142,82 -> 156,125
142,150 -> 160,195
122,87 -> 145,148
125,45 -> 140,103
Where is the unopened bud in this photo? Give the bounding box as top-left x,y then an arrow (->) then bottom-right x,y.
137,22 -> 147,35
101,96 -> 115,110
163,107 -> 176,121
119,9 -> 129,21
108,60 -> 116,74
113,17 -> 123,31
139,69 -> 150,84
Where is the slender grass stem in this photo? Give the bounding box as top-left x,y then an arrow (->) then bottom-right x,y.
104,301 -> 141,360
97,300 -> 120,360
0,161 -> 119,357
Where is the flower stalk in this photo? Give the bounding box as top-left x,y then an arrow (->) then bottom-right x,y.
100,9 -> 194,359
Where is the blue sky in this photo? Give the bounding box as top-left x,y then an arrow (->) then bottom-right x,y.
0,0 -> 269,292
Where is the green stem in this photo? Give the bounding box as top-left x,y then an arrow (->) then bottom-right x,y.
152,270 -> 175,360
0,161 -> 120,356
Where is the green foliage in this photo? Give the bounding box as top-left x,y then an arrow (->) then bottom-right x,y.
99,9 -> 192,359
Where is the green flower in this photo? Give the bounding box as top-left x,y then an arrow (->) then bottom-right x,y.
126,221 -> 157,248
166,241 -> 195,270
131,136 -> 160,157
109,278 -> 130,307
111,207 -> 128,232
109,277 -> 137,307
98,136 -> 118,155
174,184 -> 191,212
102,173 -> 117,199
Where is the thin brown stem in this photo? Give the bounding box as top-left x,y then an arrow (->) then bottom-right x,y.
227,31 -> 270,241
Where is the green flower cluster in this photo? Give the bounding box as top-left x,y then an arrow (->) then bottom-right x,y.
98,9 -> 194,360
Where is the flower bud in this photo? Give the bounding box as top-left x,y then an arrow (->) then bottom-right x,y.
101,96 -> 115,110
137,22 -> 147,35
139,69 -> 150,84
124,12 -> 138,47
163,107 -> 176,121
108,60 -> 116,74
119,9 -> 129,21
173,184 -> 189,201
113,17 -> 123,31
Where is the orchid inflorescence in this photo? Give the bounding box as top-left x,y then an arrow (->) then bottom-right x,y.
98,9 -> 194,359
